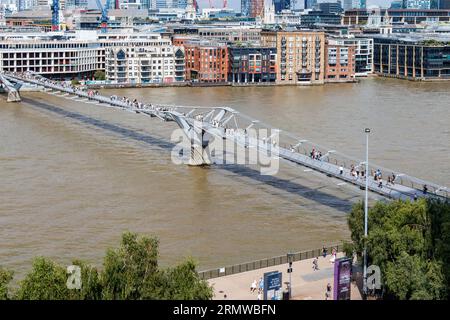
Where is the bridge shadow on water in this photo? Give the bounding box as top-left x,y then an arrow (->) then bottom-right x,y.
24,97 -> 354,213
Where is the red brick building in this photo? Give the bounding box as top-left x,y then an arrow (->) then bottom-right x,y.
325,41 -> 356,83
184,41 -> 229,83
249,0 -> 265,18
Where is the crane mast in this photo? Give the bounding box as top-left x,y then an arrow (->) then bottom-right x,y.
95,0 -> 110,32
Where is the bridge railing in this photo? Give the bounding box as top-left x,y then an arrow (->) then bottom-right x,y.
4,71 -> 448,201
197,244 -> 345,281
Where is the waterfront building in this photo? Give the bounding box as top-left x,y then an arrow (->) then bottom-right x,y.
0,33 -> 103,79
373,34 -> 450,80
184,40 -> 228,82
260,30 -> 326,84
0,30 -> 184,81
105,45 -> 185,84
228,45 -> 277,83
343,8 -> 450,25
324,39 -> 356,82
330,36 -> 373,76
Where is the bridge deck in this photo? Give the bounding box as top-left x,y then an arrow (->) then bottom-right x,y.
2,71 -> 448,202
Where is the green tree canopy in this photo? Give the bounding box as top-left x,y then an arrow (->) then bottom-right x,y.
346,199 -> 449,300
0,267 -> 13,300
94,70 -> 106,81
15,257 -> 71,300
7,232 -> 213,300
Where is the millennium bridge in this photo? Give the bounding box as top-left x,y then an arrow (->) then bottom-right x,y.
1,71 -> 448,202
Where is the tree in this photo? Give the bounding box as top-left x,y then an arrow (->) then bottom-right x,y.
70,260 -> 103,300
101,232 -> 159,300
149,258 -> 213,300
0,267 -> 13,300
346,199 -> 449,300
94,70 -> 106,81
15,257 -> 71,300
7,232 -> 213,300
101,232 -> 213,300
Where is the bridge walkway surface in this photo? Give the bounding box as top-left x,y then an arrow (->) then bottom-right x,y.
2,71 -> 448,202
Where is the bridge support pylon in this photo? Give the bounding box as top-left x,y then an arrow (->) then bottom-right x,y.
169,111 -> 212,166
188,128 -> 212,166
7,90 -> 21,102
0,74 -> 21,102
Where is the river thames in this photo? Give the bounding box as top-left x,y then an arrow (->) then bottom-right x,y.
1,77 -> 449,278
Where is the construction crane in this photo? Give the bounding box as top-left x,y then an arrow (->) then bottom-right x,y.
51,0 -> 59,31
95,0 -> 110,33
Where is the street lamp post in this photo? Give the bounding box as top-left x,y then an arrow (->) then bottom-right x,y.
363,128 -> 370,299
287,253 -> 294,299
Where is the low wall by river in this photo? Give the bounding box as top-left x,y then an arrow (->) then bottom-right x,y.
198,243 -> 345,280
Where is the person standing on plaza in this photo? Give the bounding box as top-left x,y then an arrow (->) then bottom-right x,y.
250,279 -> 257,293
313,257 -> 319,271
330,248 -> 336,263
325,283 -> 332,300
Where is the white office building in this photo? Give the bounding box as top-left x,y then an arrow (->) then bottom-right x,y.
105,45 -> 185,84
330,36 -> 373,76
0,32 -> 103,79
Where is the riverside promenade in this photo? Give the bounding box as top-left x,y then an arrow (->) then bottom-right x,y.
207,253 -> 362,300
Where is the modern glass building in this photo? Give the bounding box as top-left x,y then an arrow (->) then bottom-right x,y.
439,0 -> 450,9
403,0 -> 431,9
274,0 -> 290,13
241,0 -> 250,16
304,0 -> 317,9
318,2 -> 343,14
373,35 -> 450,79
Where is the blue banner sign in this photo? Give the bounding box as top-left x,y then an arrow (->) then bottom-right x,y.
263,271 -> 282,300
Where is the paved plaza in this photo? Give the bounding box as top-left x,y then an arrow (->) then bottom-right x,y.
208,253 -> 362,300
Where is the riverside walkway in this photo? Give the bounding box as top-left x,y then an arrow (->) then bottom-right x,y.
1,71 -> 448,202
208,253 -> 362,300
